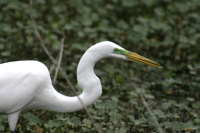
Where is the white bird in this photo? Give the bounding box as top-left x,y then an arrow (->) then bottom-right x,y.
0,41 -> 161,132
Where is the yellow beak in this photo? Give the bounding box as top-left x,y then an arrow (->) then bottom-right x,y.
125,52 -> 162,68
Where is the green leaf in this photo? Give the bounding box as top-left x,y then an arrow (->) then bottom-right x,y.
153,109 -> 166,118
171,122 -> 185,131
23,112 -> 41,125
71,117 -> 81,126
83,118 -> 92,125
1,51 -> 10,57
192,102 -> 200,109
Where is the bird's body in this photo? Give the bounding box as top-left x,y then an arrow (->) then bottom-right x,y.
0,61 -> 73,113
0,41 -> 161,132
0,61 -> 49,113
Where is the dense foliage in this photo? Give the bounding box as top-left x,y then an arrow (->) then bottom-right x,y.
0,0 -> 200,132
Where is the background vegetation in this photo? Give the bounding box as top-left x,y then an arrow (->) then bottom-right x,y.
0,0 -> 200,132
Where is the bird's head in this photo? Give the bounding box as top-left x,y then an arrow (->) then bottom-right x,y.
93,41 -> 162,68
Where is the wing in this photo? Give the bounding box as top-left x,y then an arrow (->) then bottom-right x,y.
0,61 -> 51,114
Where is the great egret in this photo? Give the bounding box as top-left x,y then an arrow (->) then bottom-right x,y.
0,41 -> 161,132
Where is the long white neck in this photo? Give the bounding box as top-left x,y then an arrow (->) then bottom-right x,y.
34,46 -> 103,112
76,47 -> 103,108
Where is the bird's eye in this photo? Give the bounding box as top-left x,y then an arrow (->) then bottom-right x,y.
113,48 -> 118,52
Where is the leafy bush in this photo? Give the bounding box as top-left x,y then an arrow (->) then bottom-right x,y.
0,0 -> 200,132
